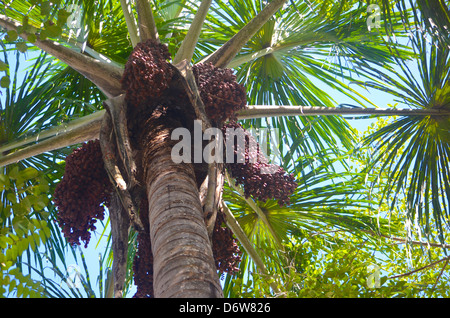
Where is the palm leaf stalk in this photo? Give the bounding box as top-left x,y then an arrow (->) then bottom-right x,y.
1,105 -> 447,168
202,0 -> 288,68
119,0 -> 139,47
173,0 -> 212,64
135,0 -> 159,42
0,14 -> 124,98
221,200 -> 281,294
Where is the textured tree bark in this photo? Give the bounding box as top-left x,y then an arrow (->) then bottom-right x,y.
141,115 -> 223,298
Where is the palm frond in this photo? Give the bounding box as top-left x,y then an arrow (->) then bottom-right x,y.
356,2 -> 450,242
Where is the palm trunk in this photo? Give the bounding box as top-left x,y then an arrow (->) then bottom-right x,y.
140,114 -> 223,298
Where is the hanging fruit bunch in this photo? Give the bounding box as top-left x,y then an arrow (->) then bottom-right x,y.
121,39 -> 174,108
223,121 -> 297,206
53,140 -> 112,248
193,62 -> 247,125
132,197 -> 154,298
211,208 -> 242,274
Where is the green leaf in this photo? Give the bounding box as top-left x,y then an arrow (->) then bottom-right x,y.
0,236 -> 8,249
0,174 -> 11,190
39,30 -> 48,41
38,228 -> 47,244
32,232 -> 41,246
57,9 -> 71,26
32,200 -> 47,212
6,30 -> 18,42
8,166 -> 20,180
21,167 -> 39,180
38,182 -> 50,193
16,42 -> 28,53
16,283 -> 24,297
0,76 -> 10,88
43,21 -> 63,38
28,235 -> 36,252
21,196 -> 32,213
6,193 -> 17,204
27,33 -> 37,44
0,60 -> 8,71
8,279 -> 17,294
40,1 -> 52,16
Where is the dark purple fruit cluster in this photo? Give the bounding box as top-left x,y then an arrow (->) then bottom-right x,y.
212,209 -> 242,274
193,62 -> 247,124
53,140 -> 112,247
121,39 -> 174,108
224,122 -> 297,206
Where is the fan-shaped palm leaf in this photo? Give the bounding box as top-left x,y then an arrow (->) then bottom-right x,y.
355,3 -> 450,242
200,0 -> 413,166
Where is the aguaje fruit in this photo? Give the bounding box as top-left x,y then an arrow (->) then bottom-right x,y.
193,62 -> 247,125
212,208 -> 242,274
121,39 -> 174,108
53,140 -> 112,248
192,63 -> 297,206
223,121 -> 297,206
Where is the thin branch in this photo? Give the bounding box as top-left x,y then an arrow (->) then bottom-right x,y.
221,200 -> 281,294
172,59 -> 211,129
0,110 -> 105,155
135,0 -> 159,42
0,111 -> 103,167
227,41 -> 313,69
81,46 -> 124,69
201,0 -> 287,68
201,163 -> 218,236
227,46 -> 276,69
108,191 -> 130,298
362,229 -> 450,249
225,31 -> 366,69
119,0 -> 140,47
200,163 -> 225,241
311,228 -> 450,250
431,258 -> 449,295
237,105 -> 450,119
99,111 -> 144,232
221,200 -> 266,272
388,255 -> 450,279
173,0 -> 212,64
225,171 -> 283,248
60,34 -> 124,68
385,236 -> 450,249
103,95 -> 137,187
0,14 -> 124,98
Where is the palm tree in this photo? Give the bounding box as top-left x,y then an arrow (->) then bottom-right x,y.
0,0 -> 449,298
